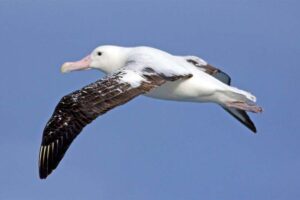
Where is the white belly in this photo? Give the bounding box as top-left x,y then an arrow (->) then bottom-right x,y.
144,74 -> 225,103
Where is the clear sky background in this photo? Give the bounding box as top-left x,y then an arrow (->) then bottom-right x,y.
0,0 -> 299,199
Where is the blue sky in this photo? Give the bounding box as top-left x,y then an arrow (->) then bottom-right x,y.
0,0 -> 299,199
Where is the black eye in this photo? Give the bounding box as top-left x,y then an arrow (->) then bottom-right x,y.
97,52 -> 102,56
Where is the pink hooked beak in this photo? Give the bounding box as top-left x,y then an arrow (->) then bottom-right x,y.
61,55 -> 92,73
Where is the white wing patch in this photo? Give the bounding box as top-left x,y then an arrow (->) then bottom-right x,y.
184,56 -> 208,66
119,70 -> 147,88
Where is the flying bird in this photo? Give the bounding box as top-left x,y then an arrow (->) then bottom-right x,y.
39,45 -> 262,179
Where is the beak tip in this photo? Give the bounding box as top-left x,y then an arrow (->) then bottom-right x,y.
60,63 -> 69,73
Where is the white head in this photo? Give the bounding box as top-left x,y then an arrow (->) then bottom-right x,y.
61,45 -> 129,74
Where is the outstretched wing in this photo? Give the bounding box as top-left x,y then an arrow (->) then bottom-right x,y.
186,57 -> 256,133
39,69 -> 192,179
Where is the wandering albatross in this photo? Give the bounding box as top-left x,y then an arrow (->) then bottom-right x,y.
39,45 -> 262,179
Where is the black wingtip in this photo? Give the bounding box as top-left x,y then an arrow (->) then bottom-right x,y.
222,107 -> 257,133
39,164 -> 54,179
39,173 -> 47,179
247,120 -> 257,133
39,167 -> 50,179
39,149 -> 50,179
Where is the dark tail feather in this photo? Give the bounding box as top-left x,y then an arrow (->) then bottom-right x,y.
222,106 -> 257,133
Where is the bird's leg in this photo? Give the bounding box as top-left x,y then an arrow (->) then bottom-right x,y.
225,101 -> 263,113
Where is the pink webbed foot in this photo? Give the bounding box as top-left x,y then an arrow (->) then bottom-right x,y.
225,101 -> 263,113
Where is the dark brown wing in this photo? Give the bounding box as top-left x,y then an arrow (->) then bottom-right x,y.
39,69 -> 192,179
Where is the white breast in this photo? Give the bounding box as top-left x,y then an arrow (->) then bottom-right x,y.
145,69 -> 226,102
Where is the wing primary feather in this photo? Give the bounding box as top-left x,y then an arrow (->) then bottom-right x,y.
39,69 -> 191,179
222,107 -> 257,133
